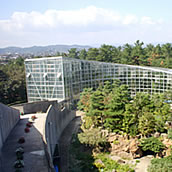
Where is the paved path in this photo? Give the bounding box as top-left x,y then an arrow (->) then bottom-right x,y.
135,156 -> 153,172
0,114 -> 49,172
59,116 -> 81,172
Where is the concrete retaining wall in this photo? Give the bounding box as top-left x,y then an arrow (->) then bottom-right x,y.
11,104 -> 24,113
0,103 -> 20,154
44,103 -> 75,158
23,100 -> 57,114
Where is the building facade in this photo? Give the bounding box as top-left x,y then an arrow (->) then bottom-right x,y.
25,56 -> 172,102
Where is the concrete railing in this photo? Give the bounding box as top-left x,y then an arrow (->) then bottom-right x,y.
11,100 -> 57,114
0,103 -> 20,155
23,100 -> 57,114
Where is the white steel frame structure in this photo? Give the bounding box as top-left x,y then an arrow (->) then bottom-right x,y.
25,56 -> 172,102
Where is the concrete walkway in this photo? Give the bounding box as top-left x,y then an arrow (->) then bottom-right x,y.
0,114 -> 49,172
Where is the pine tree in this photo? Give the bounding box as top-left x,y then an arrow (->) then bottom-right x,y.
138,111 -> 156,137
77,88 -> 93,112
104,84 -> 130,132
88,85 -> 105,127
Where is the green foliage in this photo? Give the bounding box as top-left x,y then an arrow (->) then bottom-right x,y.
86,48 -> 99,61
129,124 -> 138,137
168,129 -> 172,140
104,84 -> 130,132
78,49 -> 87,60
68,41 -> 172,69
113,140 -> 120,145
88,85 -> 105,127
78,128 -> 107,148
95,154 -> 134,172
68,48 -> 79,59
139,137 -> 165,154
78,80 -> 171,137
0,58 -> 27,104
122,104 -> 139,136
138,112 -> 156,136
148,155 -> 172,172
123,92 -> 171,136
152,94 -> 171,133
136,160 -> 140,163
82,116 -> 94,129
77,88 -> 93,112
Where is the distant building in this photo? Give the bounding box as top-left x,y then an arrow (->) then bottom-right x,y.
25,56 -> 172,102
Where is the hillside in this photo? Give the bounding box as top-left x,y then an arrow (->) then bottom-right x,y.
0,44 -> 91,55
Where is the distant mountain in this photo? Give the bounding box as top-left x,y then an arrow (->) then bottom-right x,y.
0,44 -> 92,55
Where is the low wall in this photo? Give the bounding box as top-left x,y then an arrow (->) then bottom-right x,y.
0,103 -> 20,155
43,102 -> 76,167
23,100 -> 57,114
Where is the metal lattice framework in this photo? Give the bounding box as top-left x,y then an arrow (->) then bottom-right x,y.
25,56 -> 172,102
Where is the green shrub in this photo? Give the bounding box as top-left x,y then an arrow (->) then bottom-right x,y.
148,155 -> 172,172
129,124 -> 138,137
168,129 -> 172,140
82,116 -> 94,129
78,128 -> 108,149
94,154 -> 134,172
139,137 -> 165,154
136,160 -> 140,163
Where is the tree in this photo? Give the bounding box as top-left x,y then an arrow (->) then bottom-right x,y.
68,48 -> 79,59
104,84 -> 130,132
88,85 -> 105,127
0,58 -> 27,104
123,93 -> 172,136
145,44 -> 155,66
152,94 -> 172,132
138,112 -> 156,136
97,44 -> 114,62
122,104 -> 139,136
123,93 -> 154,136
77,88 -> 93,112
121,43 -> 133,64
79,49 -> 87,60
86,48 -> 99,61
0,69 -> 9,103
131,40 -> 146,65
103,80 -> 113,96
162,43 -> 172,67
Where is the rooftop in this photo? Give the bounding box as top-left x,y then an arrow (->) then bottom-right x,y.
25,56 -> 172,74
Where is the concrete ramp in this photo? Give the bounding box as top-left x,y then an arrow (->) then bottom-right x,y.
0,113 -> 50,172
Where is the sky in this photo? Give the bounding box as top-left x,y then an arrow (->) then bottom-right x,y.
0,0 -> 172,48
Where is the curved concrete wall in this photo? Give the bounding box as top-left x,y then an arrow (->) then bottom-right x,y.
0,103 -> 20,155
31,102 -> 76,171
44,103 -> 75,157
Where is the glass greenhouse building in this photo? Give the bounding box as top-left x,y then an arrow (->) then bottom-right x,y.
25,56 -> 172,102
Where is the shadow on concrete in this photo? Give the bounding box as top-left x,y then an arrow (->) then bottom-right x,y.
0,116 -> 50,172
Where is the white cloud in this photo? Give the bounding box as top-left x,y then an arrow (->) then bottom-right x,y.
0,6 -> 169,47
123,15 -> 138,25
0,6 -> 161,32
140,16 -> 155,25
